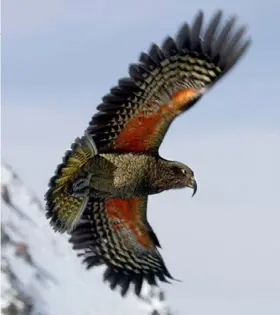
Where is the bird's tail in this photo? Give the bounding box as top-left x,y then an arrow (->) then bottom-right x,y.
45,134 -> 98,233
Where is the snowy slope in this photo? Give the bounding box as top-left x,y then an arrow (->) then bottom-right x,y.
1,162 -> 173,315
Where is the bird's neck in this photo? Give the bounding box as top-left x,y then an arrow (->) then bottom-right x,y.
147,158 -> 174,194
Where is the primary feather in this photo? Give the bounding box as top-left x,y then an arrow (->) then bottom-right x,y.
45,10 -> 251,298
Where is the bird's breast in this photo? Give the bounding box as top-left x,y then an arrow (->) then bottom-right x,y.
99,153 -> 155,197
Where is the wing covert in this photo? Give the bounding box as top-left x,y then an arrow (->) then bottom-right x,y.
87,10 -> 251,154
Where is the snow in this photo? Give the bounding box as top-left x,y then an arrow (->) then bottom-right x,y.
1,265 -> 14,309
1,163 -> 170,315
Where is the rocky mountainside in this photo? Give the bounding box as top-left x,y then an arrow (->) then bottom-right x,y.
1,162 -> 175,315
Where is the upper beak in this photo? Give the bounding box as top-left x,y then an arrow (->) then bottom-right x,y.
190,177 -> 197,197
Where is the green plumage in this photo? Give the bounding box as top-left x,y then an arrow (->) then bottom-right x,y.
45,136 -> 96,232
45,134 -> 195,232
45,10 -> 251,297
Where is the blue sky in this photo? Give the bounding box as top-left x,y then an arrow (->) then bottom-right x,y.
2,1 -> 280,314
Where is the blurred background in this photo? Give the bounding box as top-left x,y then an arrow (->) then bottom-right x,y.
1,0 -> 280,314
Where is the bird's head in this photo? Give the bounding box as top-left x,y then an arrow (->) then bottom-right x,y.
156,159 -> 197,196
168,161 -> 197,196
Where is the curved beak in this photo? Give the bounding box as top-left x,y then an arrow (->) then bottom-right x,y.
191,177 -> 197,197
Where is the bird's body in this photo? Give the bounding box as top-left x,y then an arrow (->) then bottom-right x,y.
45,10 -> 251,297
70,152 -> 195,198
76,152 -> 156,198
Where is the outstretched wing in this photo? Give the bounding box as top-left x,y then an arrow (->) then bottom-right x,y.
87,10 -> 251,154
69,196 -> 174,297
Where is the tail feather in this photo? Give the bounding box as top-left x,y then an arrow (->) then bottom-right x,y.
45,134 -> 97,233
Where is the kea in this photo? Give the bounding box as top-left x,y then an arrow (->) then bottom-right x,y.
45,10 -> 251,297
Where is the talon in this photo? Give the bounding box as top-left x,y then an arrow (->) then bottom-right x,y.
71,176 -> 92,197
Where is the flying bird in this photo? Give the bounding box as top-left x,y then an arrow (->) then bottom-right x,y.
45,10 -> 251,297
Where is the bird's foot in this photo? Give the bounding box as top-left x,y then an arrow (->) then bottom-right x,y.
69,175 -> 109,200
70,175 -> 92,197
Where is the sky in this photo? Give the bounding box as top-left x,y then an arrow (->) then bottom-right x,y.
2,164 -> 151,315
2,0 -> 280,314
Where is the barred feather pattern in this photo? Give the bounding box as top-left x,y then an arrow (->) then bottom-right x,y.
45,9 -> 251,298
69,197 -> 175,297
87,10 -> 251,154
45,135 -> 97,232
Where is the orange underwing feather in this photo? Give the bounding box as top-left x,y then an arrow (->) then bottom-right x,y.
47,10 -> 252,298
87,10 -> 251,154
68,196 -> 173,297
113,110 -> 163,153
113,88 -> 197,152
105,197 -> 153,248
169,88 -> 197,114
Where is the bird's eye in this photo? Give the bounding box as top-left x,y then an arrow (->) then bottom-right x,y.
181,169 -> 188,175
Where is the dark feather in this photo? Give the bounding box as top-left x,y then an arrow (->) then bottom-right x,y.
134,275 -> 143,296
219,25 -> 248,70
119,273 -> 132,297
89,112 -> 115,126
102,93 -> 124,104
68,198 -> 176,297
176,23 -> 191,52
225,39 -> 252,69
69,233 -> 93,243
103,267 -> 115,282
148,225 -> 161,248
84,10 -> 251,154
213,16 -> 237,54
129,64 -> 149,81
109,272 -> 121,290
118,78 -> 138,90
203,10 -> 223,55
191,10 -> 204,52
83,255 -> 103,268
161,37 -> 179,58
146,274 -> 157,286
72,241 -> 94,250
139,52 -> 158,69
157,272 -> 171,283
96,103 -> 123,112
148,44 -> 165,64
